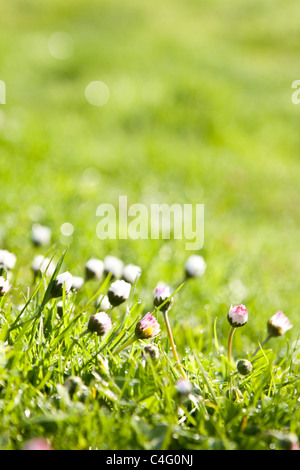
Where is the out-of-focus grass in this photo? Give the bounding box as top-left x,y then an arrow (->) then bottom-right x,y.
0,0 -> 299,450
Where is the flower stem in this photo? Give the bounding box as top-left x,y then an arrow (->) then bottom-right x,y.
227,326 -> 236,396
79,328 -> 90,339
163,311 -> 187,379
227,326 -> 236,365
251,334 -> 272,358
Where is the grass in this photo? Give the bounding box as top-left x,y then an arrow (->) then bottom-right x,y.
0,0 -> 299,451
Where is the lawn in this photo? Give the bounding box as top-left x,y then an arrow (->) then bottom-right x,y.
0,0 -> 299,451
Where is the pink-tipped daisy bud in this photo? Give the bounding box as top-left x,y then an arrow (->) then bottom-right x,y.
135,312 -> 161,340
267,311 -> 293,337
237,359 -> 253,376
0,276 -> 11,296
277,432 -> 299,450
184,254 -> 206,279
88,311 -> 112,336
50,271 -> 73,298
108,279 -> 131,306
153,283 -> 173,312
175,378 -> 193,398
0,249 -> 17,271
23,438 -> 53,450
122,264 -> 142,284
104,255 -> 124,279
227,304 -> 248,328
85,258 -> 104,280
31,223 -> 52,246
31,255 -> 56,277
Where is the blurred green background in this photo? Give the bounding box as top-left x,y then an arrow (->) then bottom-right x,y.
0,0 -> 299,348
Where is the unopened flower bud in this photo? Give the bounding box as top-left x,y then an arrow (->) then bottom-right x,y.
277,432 -> 299,450
227,304 -> 248,328
237,359 -> 253,376
0,276 -> 11,296
31,223 -> 52,246
142,343 -> 160,360
122,264 -> 142,284
88,311 -> 112,336
31,255 -> 56,277
267,431 -> 300,450
50,271 -> 73,298
153,283 -> 173,312
267,311 -> 293,338
23,438 -> 53,450
175,378 -> 193,398
135,313 -> 161,340
108,279 -> 131,306
184,254 -> 206,279
85,258 -> 104,280
104,255 -> 124,279
71,276 -> 84,291
0,249 -> 17,271
95,294 -> 111,311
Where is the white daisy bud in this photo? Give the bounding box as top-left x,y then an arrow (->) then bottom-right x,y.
0,249 -> 17,270
142,343 -> 160,360
0,276 -> 11,296
175,378 -> 193,398
267,311 -> 293,337
122,264 -> 141,284
71,276 -> 84,291
31,255 -> 56,277
50,271 -> 73,298
104,255 -> 124,279
95,294 -> 111,311
31,223 -> 52,246
85,258 -> 104,280
184,254 -> 206,279
108,279 -> 131,306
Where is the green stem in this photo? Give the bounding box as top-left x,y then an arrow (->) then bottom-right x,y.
228,326 -> 236,365
227,326 -> 236,395
251,334 -> 271,358
163,311 -> 187,379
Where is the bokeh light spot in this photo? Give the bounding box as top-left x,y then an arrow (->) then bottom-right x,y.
85,81 -> 110,106
60,222 -> 74,236
48,32 -> 74,60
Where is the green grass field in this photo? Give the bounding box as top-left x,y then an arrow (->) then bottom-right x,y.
0,0 -> 299,451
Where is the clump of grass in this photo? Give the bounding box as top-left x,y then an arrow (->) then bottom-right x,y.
0,247 -> 298,451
